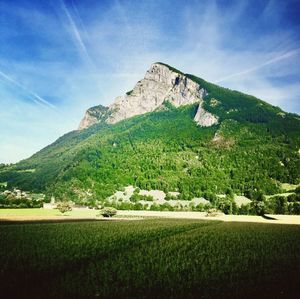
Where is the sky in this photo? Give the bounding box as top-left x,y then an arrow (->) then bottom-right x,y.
0,0 -> 300,163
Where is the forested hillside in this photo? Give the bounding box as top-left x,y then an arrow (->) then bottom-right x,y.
0,65 -> 300,204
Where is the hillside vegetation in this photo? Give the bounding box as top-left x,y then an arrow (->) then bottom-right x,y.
0,67 -> 300,205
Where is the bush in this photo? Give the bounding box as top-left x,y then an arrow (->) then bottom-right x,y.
203,192 -> 217,204
239,204 -> 251,215
225,188 -> 234,199
133,202 -> 143,210
287,194 -> 297,202
250,200 -> 265,216
150,204 -> 161,211
134,188 -> 140,194
290,202 -> 300,215
271,196 -> 287,214
165,193 -> 178,201
216,196 -> 237,215
99,207 -> 117,217
160,203 -> 174,211
142,195 -> 154,201
56,202 -> 73,214
206,208 -> 223,217
129,193 -> 140,203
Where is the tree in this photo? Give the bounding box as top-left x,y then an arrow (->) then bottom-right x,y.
99,207 -> 117,217
250,200 -> 265,216
239,204 -> 251,215
273,196 -> 287,214
255,191 -> 266,202
217,196 -> 237,215
244,190 -> 254,200
225,187 -> 234,199
203,192 -> 217,204
134,187 -> 140,194
129,193 -> 140,203
56,202 -> 72,215
291,202 -> 300,215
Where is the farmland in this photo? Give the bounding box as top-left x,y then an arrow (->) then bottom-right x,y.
1,219 -> 300,298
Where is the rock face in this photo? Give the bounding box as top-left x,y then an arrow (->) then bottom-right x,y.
78,62 -> 218,130
78,105 -> 108,130
194,105 -> 219,127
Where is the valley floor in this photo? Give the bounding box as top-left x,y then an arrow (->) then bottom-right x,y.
1,208 -> 300,225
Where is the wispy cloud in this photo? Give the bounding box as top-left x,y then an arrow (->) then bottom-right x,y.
60,0 -> 94,67
215,48 -> 300,83
0,69 -> 56,110
70,0 -> 89,37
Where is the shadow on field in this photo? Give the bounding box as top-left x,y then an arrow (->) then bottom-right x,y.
262,214 -> 278,220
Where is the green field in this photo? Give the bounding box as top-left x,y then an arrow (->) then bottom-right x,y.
0,208 -> 98,217
1,219 -> 300,299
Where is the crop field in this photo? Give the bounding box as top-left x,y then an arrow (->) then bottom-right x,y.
0,208 -> 98,217
1,219 -> 300,299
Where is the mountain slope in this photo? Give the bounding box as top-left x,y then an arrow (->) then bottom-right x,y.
77,62 -> 218,129
1,63 -> 300,203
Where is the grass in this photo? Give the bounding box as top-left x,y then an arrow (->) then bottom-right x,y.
0,208 -> 98,217
265,192 -> 295,199
0,219 -> 300,299
281,183 -> 300,191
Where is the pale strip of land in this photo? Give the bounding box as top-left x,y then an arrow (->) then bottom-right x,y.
0,209 -> 139,222
117,210 -> 300,225
1,209 -> 300,225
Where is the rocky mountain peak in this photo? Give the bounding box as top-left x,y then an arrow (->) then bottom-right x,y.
78,63 -> 218,130
78,105 -> 108,130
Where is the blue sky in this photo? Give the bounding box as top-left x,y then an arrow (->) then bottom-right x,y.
0,0 -> 300,163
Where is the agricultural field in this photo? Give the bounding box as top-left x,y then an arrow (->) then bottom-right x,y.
1,219 -> 300,298
0,208 -> 97,218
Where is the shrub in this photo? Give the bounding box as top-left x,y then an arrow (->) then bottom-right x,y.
160,203 -> 174,211
56,202 -> 73,214
133,202 -> 143,210
239,204 -> 251,215
287,194 -> 297,202
250,200 -> 265,216
203,192 -> 217,204
290,202 -> 300,215
165,193 -> 178,201
134,188 -> 140,194
271,196 -> 287,214
206,208 -> 223,217
150,204 -> 161,211
216,197 -> 236,215
142,195 -> 154,201
99,207 -> 117,217
129,193 -> 140,203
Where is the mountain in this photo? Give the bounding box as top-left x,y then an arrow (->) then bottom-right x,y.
0,62 -> 300,203
78,63 -> 218,129
78,105 -> 109,130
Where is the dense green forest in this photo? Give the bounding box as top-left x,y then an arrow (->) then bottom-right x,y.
0,65 -> 300,206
